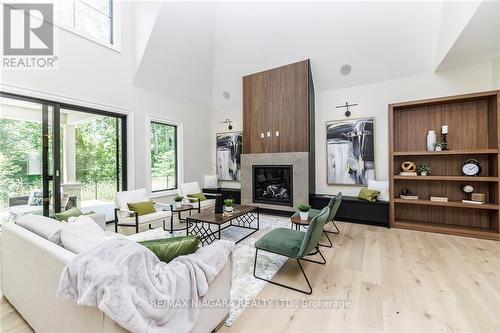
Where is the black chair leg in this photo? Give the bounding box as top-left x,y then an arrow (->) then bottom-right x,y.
324,220 -> 340,235
302,246 -> 327,265
253,248 -> 312,295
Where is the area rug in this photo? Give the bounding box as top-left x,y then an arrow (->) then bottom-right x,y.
173,213 -> 291,326
219,214 -> 291,326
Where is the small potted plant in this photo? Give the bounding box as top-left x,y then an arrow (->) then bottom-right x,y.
224,198 -> 234,213
174,195 -> 183,208
297,203 -> 310,220
435,139 -> 447,151
417,163 -> 431,176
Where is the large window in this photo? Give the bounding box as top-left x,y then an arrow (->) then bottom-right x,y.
150,121 -> 178,193
54,0 -> 114,45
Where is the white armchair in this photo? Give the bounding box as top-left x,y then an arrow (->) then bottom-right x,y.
115,188 -> 172,233
179,182 -> 216,213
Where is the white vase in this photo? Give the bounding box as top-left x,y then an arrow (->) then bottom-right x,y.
175,202 -> 182,209
427,130 -> 436,151
435,146 -> 442,151
420,171 -> 427,176
299,211 -> 309,220
224,206 -> 233,213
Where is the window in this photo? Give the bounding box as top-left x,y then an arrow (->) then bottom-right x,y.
54,0 -> 114,45
150,122 -> 178,193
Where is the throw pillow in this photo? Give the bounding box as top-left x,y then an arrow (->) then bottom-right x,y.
367,180 -> 389,201
187,192 -> 207,202
54,207 -> 83,222
16,214 -> 64,245
127,200 -> 156,216
60,215 -> 114,254
358,188 -> 380,202
28,190 -> 43,206
139,236 -> 200,263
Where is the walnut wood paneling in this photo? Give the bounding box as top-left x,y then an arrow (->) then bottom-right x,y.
243,60 -> 311,154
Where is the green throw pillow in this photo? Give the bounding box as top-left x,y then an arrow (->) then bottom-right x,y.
187,192 -> 207,202
127,200 -> 156,216
358,188 -> 380,202
54,207 -> 83,221
139,236 -> 200,263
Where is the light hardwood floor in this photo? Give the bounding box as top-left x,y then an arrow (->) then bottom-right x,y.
2,221 -> 500,333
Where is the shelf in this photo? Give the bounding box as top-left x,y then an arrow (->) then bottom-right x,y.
393,175 -> 499,182
393,149 -> 498,156
393,220 -> 499,241
394,198 -> 499,210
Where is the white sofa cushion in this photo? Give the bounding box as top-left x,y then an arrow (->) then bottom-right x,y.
61,216 -> 116,254
367,179 -> 389,201
115,188 -> 149,212
126,228 -> 172,242
188,198 -> 216,209
16,214 -> 64,245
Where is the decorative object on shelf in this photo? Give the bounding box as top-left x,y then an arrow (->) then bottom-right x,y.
441,125 -> 449,150
326,117 -> 375,185
430,196 -> 448,202
297,203 -> 310,220
416,163 -> 431,176
462,184 -> 474,194
434,139 -> 447,151
400,189 -> 418,200
335,101 -> 358,117
399,161 -> 417,176
462,159 -> 482,176
426,130 -> 437,151
220,118 -> 233,130
223,198 -> 234,213
174,195 -> 183,209
471,193 -> 486,203
216,131 -> 242,181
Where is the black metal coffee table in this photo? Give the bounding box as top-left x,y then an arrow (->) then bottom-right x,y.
186,205 -> 259,246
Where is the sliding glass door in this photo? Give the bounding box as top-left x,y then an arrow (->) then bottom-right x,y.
0,92 -> 126,224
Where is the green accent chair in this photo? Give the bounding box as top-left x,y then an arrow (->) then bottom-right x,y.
291,192 -> 343,248
253,206 -> 330,295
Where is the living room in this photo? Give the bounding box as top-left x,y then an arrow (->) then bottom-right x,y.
1,1 -> 499,333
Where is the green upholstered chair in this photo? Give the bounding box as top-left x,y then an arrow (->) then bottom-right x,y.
291,192 -> 343,247
253,206 -> 330,295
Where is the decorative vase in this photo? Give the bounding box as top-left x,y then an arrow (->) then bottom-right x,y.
214,194 -> 223,213
299,211 -> 309,220
435,146 -> 442,151
175,202 -> 182,209
420,172 -> 427,176
224,206 -> 233,213
427,130 -> 436,151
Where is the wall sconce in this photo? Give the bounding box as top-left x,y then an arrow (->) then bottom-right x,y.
220,118 -> 233,130
335,101 -> 358,117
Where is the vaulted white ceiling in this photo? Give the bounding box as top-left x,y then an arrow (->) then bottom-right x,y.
132,1 -> 499,108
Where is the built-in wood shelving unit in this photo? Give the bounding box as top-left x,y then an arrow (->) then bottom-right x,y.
389,90 -> 500,240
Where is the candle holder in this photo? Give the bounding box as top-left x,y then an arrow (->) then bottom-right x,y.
441,125 -> 449,150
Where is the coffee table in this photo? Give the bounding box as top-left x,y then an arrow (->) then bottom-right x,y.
186,205 -> 259,246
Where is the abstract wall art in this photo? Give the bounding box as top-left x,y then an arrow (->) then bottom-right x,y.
216,131 -> 242,181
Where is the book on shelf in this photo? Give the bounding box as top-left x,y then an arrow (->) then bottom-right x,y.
462,200 -> 485,205
400,195 -> 419,200
398,172 -> 418,176
430,196 -> 448,202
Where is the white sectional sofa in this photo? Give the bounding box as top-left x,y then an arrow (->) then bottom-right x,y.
1,221 -> 232,333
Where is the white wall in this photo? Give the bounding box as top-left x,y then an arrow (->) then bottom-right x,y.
316,61 -> 498,196
210,61 -> 499,195
0,2 -> 212,202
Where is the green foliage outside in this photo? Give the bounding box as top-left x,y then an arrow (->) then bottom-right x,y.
0,116 -> 120,210
150,123 -> 177,191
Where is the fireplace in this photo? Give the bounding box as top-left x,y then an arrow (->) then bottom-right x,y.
252,165 -> 293,206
